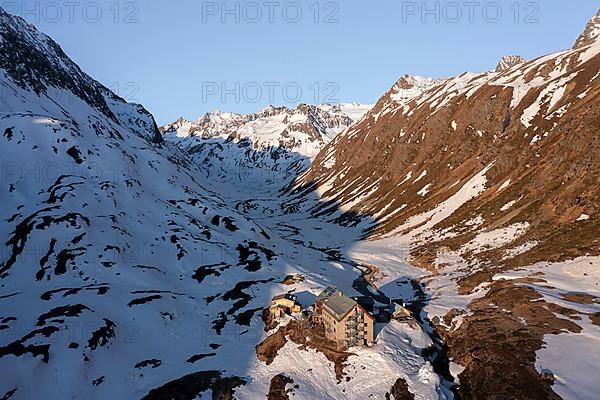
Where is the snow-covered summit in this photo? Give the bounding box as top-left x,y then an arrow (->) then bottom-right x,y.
495,55 -> 526,72
161,102 -> 371,158
573,9 -> 600,49
390,74 -> 440,103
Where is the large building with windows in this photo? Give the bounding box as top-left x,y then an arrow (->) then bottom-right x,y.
315,286 -> 374,349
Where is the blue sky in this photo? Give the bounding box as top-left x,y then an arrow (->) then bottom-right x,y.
9,1 -> 599,125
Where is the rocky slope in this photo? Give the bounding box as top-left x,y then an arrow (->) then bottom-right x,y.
300,9 -> 600,273
298,9 -> 600,399
574,10 -> 600,49
494,55 -> 525,72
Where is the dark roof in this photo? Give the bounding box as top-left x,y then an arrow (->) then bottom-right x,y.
316,286 -> 339,302
322,292 -> 358,322
272,293 -> 297,302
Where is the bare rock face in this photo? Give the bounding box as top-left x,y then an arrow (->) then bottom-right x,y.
267,374 -> 295,400
299,12 -> 600,273
573,9 -> 600,49
495,55 -> 525,72
385,378 -> 415,400
297,10 -> 600,400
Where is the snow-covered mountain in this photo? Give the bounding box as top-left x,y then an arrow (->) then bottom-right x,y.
298,9 -> 600,399
160,103 -> 371,203
161,103 -> 371,157
0,7 -> 447,400
160,103 -> 370,164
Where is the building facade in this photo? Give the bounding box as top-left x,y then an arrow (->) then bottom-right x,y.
269,293 -> 301,318
316,287 -> 374,349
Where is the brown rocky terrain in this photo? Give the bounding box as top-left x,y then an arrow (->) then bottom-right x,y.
267,374 -> 296,400
299,24 -> 600,276
590,312 -> 600,326
444,280 -> 581,400
255,319 -> 353,381
385,377 -> 415,400
296,9 -> 600,400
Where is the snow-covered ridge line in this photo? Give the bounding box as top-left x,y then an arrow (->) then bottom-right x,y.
0,6 -> 162,144
160,102 -> 372,197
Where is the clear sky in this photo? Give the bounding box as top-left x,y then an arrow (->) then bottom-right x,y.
7,1 -> 599,125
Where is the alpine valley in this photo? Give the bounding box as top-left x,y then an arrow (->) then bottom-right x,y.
1,6 -> 599,400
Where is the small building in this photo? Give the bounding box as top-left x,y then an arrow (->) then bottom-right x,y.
269,293 -> 301,318
316,287 -> 374,349
392,303 -> 413,320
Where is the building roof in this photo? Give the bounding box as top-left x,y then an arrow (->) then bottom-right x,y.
316,286 -> 339,303
322,292 -> 358,322
272,293 -> 297,302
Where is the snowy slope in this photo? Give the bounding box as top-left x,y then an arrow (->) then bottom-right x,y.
161,103 -> 371,207
0,7 -> 447,400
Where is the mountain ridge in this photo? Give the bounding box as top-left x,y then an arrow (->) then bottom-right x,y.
160,102 -> 371,155
297,9 -> 600,399
0,7 -> 163,144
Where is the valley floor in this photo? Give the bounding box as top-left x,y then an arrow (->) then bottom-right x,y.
215,169 -> 600,400
195,174 -> 458,399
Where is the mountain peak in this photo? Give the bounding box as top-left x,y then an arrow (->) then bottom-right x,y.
395,74 -> 430,89
389,74 -> 439,104
261,104 -> 279,113
160,102 -> 371,158
495,55 -> 525,72
0,6 -> 162,143
573,9 -> 600,49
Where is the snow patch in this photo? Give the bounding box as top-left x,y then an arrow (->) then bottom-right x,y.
418,184 -> 432,197
463,222 -> 530,254
497,179 -> 511,192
